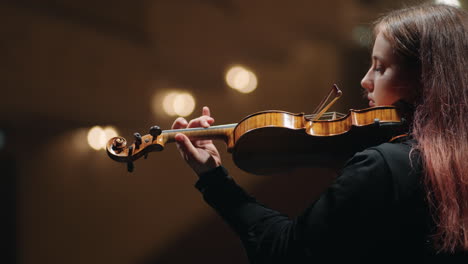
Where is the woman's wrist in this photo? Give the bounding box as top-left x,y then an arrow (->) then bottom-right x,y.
195,164 -> 223,177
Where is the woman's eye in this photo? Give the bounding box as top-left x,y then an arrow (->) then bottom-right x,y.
373,67 -> 383,73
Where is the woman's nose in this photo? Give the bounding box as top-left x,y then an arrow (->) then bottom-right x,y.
361,70 -> 373,92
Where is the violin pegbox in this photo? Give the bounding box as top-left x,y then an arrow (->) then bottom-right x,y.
106,125 -> 166,172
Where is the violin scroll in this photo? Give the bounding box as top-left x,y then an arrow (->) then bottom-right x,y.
111,137 -> 127,152
106,125 -> 167,171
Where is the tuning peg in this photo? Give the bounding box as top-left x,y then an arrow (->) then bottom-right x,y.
149,126 -> 162,142
127,161 -> 134,172
128,145 -> 134,156
149,126 -> 161,137
134,132 -> 142,149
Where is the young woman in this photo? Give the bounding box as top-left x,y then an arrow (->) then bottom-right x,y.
171,3 -> 468,262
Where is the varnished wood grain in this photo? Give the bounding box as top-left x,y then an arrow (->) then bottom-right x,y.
107,106 -> 406,174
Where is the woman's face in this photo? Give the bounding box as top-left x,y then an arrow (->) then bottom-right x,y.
361,31 -> 410,107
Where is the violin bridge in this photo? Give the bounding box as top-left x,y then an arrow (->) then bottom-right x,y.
312,84 -> 342,121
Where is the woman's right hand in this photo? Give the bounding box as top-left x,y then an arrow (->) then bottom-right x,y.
171,106 -> 223,176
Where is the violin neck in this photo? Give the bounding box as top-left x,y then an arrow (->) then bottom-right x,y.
162,123 -> 237,143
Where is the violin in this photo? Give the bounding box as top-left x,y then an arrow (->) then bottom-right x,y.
106,85 -> 408,174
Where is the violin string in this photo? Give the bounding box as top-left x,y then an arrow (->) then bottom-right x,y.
304,112 -> 345,120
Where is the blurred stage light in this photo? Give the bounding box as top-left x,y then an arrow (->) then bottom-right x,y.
226,66 -> 249,89
87,126 -> 103,150
162,92 -> 178,116
225,65 -> 258,94
87,126 -> 118,150
352,25 -> 372,47
435,0 -> 461,7
162,91 -> 196,117
241,71 -> 258,94
173,93 -> 195,116
103,127 -> 118,142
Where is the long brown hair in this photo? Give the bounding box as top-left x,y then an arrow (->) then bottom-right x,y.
375,3 -> 468,252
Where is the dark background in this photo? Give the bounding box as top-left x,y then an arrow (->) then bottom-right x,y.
1,0 -> 465,263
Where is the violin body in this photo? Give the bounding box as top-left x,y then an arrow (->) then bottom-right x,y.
106,106 -> 406,174
230,106 -> 405,174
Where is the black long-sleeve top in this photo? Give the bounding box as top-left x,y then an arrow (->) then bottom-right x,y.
195,140 -> 467,263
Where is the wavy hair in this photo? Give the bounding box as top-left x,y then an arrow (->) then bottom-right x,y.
375,3 -> 468,252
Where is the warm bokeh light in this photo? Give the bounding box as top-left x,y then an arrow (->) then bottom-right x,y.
87,126 -> 104,150
87,126 -> 118,150
352,25 -> 371,47
239,71 -> 258,94
103,127 -> 118,142
173,92 -> 196,116
162,92 -> 179,116
71,128 -> 90,153
162,91 -> 196,117
225,65 -> 258,93
226,66 -> 249,89
435,0 -> 461,7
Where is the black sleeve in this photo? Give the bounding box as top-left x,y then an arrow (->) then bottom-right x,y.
195,148 -> 395,263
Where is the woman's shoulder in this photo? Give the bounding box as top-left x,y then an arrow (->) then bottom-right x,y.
338,138 -> 422,191
348,137 -> 419,173
341,139 -> 414,175
369,138 -> 421,176
353,138 -> 423,201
